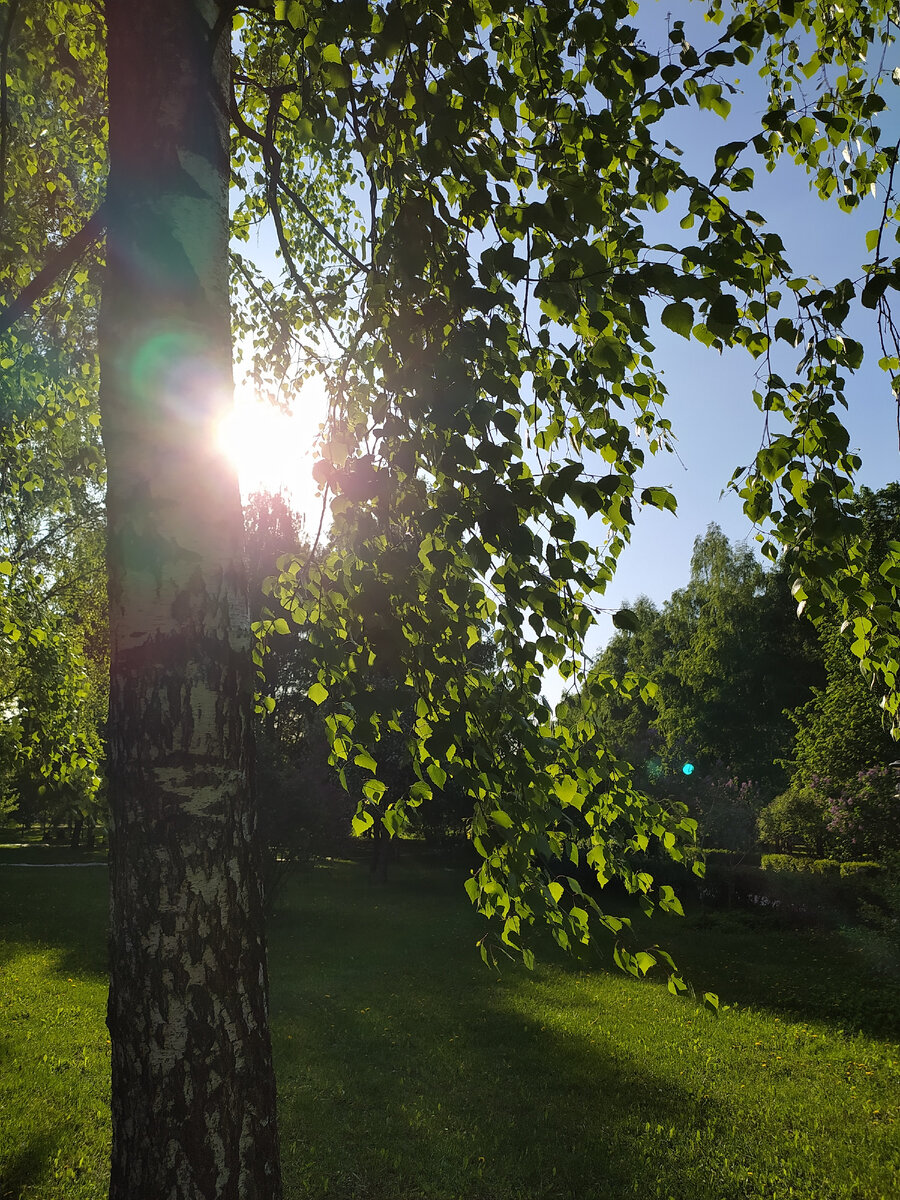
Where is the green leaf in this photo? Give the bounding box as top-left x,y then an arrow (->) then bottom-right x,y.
427,762 -> 447,788
661,302 -> 693,339
362,778 -> 386,802
308,681 -> 329,705
352,810 -> 374,836
272,617 -> 290,635
548,880 -> 564,904
553,775 -> 582,807
612,608 -> 640,632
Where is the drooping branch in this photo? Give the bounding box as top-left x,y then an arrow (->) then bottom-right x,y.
0,202 -> 106,338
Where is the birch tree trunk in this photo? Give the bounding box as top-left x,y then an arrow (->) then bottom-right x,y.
100,2 -> 282,1195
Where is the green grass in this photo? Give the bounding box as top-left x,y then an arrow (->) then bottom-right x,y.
0,869 -> 110,1199
1,860 -> 899,1199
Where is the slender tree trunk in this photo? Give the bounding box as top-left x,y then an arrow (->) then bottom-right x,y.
100,2 -> 282,1196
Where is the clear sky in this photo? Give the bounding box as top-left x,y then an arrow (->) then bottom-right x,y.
225,2 -> 900,705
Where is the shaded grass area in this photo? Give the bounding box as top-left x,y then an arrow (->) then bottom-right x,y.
1,861 -> 899,1198
0,869 -> 110,1199
0,845 -> 108,866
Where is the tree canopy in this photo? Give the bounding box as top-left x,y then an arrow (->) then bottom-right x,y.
575,523 -> 823,790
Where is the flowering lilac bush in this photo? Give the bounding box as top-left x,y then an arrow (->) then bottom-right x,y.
820,767 -> 900,861
760,769 -> 900,861
666,760 -> 765,852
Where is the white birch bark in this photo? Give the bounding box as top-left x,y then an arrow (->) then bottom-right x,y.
100,2 -> 282,1195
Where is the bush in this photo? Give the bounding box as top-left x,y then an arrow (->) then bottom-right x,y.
761,854 -> 841,875
840,861 -> 886,879
686,847 -> 761,867
821,766 -> 900,861
854,854 -> 900,965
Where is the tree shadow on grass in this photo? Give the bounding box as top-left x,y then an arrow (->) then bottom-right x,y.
0,866 -> 108,978
629,907 -> 900,1041
0,1131 -> 57,1200
267,863 -> 900,1200
267,868 -> 730,1200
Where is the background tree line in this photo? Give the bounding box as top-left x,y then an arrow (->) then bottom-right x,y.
565,485 -> 900,862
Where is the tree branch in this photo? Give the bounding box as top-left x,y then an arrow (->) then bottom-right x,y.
0,202 -> 106,338
0,0 -> 20,234
231,80 -> 367,274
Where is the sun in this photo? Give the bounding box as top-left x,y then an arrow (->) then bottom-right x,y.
217,374 -> 330,523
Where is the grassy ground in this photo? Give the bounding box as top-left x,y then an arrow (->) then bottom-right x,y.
1,859 -> 899,1199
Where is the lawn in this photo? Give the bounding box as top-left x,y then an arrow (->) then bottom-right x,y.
1,857 -> 899,1199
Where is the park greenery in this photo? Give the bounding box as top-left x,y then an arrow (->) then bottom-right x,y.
2,0 -> 900,1194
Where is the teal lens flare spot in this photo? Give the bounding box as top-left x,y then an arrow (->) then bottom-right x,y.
681,762 -> 694,776
128,329 -> 224,423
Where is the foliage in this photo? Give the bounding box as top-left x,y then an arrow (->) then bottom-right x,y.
820,764 -> 900,860
244,492 -> 354,899
840,859 -> 888,879
856,851 -> 900,947
757,784 -> 831,856
789,485 -> 900,788
0,0 -> 107,836
567,526 -> 823,848
761,853 -> 843,874
661,531 -> 823,789
255,729 -> 352,907
224,0 -> 900,971
761,764 -> 900,861
675,763 -> 767,852
0,493 -> 107,838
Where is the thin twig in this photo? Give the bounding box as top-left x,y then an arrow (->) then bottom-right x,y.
231,80 -> 367,274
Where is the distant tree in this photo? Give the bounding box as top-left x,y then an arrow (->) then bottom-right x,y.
757,782 -> 831,856
578,525 -> 823,841
570,594 -> 668,781
658,525 -> 822,790
243,491 -> 351,898
0,441 -> 106,840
